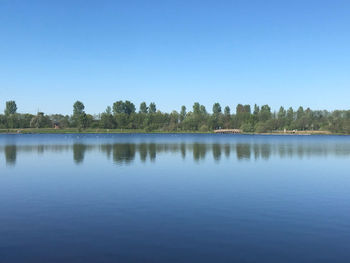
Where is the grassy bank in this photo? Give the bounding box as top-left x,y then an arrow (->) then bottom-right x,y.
0,128 -> 345,135
259,130 -> 333,135
0,128 -> 211,134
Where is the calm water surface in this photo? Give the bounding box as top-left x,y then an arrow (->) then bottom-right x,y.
0,134 -> 350,263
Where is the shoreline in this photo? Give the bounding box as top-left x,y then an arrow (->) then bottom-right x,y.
0,128 -> 346,135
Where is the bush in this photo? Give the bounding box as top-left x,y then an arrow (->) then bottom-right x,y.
255,122 -> 269,133
240,123 -> 254,132
199,124 -> 209,132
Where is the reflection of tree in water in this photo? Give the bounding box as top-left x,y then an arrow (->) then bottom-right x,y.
277,144 -> 285,158
180,143 -> 186,159
236,144 -> 251,160
5,145 -> 17,166
297,145 -> 304,159
253,144 -> 260,160
139,143 -> 148,162
212,144 -> 222,161
260,144 -> 271,160
278,144 -> 294,158
224,144 -> 230,158
100,144 -> 113,159
287,145 -> 294,157
149,143 -> 156,161
73,144 -> 86,164
105,142 -> 338,162
193,143 -> 206,161
77,142 -> 276,164
113,144 -> 136,165
37,145 -> 44,154
3,141 -> 350,166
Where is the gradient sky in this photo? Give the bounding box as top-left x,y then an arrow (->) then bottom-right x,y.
0,0 -> 349,114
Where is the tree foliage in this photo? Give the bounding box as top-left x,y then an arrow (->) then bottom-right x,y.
139,102 -> 148,114
5,101 -> 17,115
1,100 -> 350,134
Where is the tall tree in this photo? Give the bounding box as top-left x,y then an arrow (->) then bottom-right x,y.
223,106 -> 231,129
139,102 -> 148,114
286,107 -> 294,128
113,101 -> 124,114
5,101 -> 17,115
278,106 -> 286,119
296,106 -> 304,120
105,106 -> 112,115
224,106 -> 230,116
124,101 -> 136,115
212,103 -> 222,114
277,106 -> 287,129
253,104 -> 260,116
73,101 -> 85,116
200,105 -> 207,115
180,105 -> 186,122
252,104 -> 260,124
211,103 -> 222,130
100,106 -> 116,129
193,102 -> 200,115
259,105 -> 272,121
236,104 -> 251,128
243,105 -> 251,114
236,104 -> 244,114
72,101 -> 87,128
149,102 -> 156,113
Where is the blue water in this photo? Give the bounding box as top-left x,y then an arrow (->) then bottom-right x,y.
0,134 -> 350,262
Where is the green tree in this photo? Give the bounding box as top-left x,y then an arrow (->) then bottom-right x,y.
73,101 -> 85,116
252,104 -> 260,125
113,101 -> 124,114
72,101 -> 86,128
124,101 -> 136,115
243,105 -> 251,114
241,122 -> 254,132
223,106 -> 231,128
259,105 -> 271,122
212,103 -> 222,114
139,102 -> 148,114
224,106 -> 230,116
236,104 -> 244,114
193,102 -> 200,115
149,102 -> 156,113
296,106 -> 304,120
277,106 -> 286,129
200,105 -> 207,115
278,106 -> 286,119
112,100 -> 135,115
211,103 -> 222,129
100,106 -> 116,129
236,104 -> 251,128
286,107 -> 294,128
50,114 -> 70,128
30,112 -> 52,128
253,104 -> 260,116
105,106 -> 112,114
5,101 -> 17,115
30,112 -> 51,128
168,111 -> 179,131
180,105 -> 186,122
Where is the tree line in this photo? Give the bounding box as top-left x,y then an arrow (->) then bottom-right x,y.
1,100 -> 350,134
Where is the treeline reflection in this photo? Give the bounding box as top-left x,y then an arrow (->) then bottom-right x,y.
2,142 -> 350,166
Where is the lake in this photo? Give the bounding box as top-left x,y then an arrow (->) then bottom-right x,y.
1,134 -> 350,262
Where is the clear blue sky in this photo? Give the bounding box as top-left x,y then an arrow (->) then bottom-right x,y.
0,0 -> 349,115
